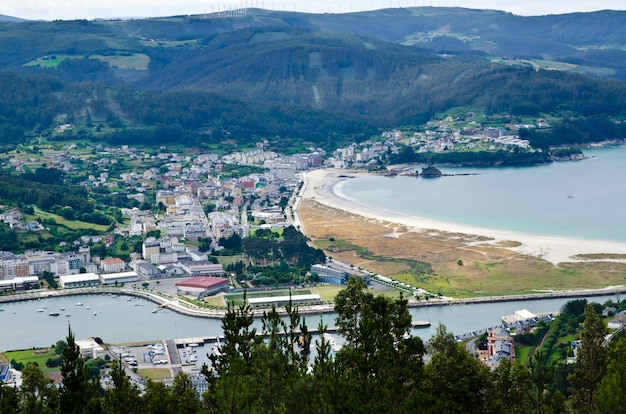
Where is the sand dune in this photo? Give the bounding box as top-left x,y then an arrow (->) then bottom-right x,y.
300,168 -> 626,266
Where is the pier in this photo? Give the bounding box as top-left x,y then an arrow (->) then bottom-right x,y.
173,326 -> 341,347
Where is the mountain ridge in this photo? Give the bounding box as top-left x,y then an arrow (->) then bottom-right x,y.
0,7 -> 624,149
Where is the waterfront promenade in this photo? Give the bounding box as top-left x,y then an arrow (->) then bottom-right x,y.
2,284 -> 625,319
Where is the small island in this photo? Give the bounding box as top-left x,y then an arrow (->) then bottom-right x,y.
420,166 -> 443,178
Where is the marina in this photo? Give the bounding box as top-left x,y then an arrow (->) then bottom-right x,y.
1,291 -> 622,353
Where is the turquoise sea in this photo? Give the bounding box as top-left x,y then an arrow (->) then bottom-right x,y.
339,145 -> 626,242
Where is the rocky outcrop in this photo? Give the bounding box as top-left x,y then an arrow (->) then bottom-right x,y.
420,166 -> 443,177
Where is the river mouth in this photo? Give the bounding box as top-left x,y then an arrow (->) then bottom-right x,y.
2,291 -> 622,353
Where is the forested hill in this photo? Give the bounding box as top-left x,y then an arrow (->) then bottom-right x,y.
5,8 -> 626,78
0,8 -> 625,150
0,14 -> 23,22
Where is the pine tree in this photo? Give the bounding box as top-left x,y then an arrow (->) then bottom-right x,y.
203,291 -> 259,413
425,324 -> 489,413
103,359 -> 142,414
59,326 -> 100,414
333,276 -> 426,412
568,303 -> 607,413
595,336 -> 626,413
171,371 -> 204,414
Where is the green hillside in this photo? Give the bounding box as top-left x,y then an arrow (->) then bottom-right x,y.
0,8 -> 624,151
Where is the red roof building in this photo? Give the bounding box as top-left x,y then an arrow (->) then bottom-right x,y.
175,276 -> 229,298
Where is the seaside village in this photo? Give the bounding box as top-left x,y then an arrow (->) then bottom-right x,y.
0,114 -> 546,294
0,116 -> 610,387
0,142 -> 323,295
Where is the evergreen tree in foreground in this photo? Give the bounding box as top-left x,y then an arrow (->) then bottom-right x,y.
5,291 -> 626,412
59,326 -> 100,414
568,304 -> 607,414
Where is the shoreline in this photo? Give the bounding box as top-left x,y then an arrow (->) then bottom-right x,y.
3,285 -> 626,319
300,168 -> 626,266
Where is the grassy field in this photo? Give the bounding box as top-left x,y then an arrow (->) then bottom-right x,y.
138,368 -> 171,380
141,39 -> 199,48
23,56 -> 66,68
1,348 -> 60,374
28,207 -> 109,232
24,53 -> 150,70
93,54 -> 149,70
309,285 -> 345,302
298,199 -> 626,299
204,295 -> 227,307
214,255 -> 246,267
224,289 -> 312,305
205,284 -> 397,307
111,240 -> 132,256
488,57 -> 577,71
515,345 -> 532,365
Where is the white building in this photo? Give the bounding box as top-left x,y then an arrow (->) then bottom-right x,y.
180,261 -> 225,277
75,338 -> 105,359
247,294 -> 321,308
502,309 -> 537,324
59,273 -> 100,289
99,271 -> 139,286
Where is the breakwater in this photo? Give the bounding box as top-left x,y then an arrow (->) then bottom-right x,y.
2,285 -> 625,319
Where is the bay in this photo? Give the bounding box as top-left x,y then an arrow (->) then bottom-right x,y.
340,145 -> 626,242
2,147 -> 625,351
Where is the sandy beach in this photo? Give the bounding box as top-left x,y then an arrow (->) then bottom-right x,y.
300,168 -> 626,266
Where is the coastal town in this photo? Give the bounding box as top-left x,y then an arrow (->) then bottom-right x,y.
1,117 -> 626,393
0,111 -> 623,308
0,112 -> 551,298
2,4 -> 626,411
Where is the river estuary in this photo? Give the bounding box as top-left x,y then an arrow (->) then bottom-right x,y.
1,291 -> 621,352
2,147 -> 625,352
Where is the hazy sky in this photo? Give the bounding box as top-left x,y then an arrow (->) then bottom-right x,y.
1,0 -> 624,21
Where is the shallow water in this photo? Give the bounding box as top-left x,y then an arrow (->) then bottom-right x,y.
340,145 -> 626,242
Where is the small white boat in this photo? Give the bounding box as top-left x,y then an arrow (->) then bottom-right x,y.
76,302 -> 83,306
212,338 -> 222,356
37,308 -> 44,312
323,333 -> 343,352
85,306 -> 91,310
93,311 -> 98,316
60,307 -> 66,311
65,314 -> 71,317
